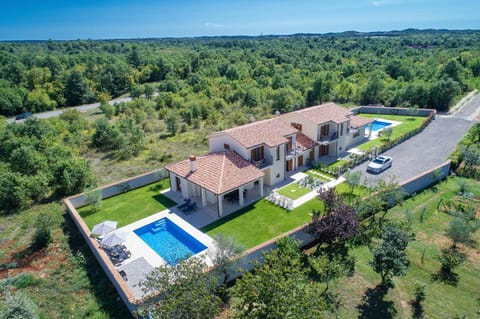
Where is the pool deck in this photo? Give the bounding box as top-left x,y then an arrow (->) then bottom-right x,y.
366,118 -> 402,139
111,210 -> 218,298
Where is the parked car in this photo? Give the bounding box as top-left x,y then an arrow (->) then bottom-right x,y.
15,112 -> 33,121
367,155 -> 393,174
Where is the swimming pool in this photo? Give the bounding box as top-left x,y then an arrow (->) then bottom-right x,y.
370,120 -> 392,132
134,217 -> 207,266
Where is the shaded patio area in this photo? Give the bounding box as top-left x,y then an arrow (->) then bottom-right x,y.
162,182 -> 267,228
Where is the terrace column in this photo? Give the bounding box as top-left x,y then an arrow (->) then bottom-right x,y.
218,194 -> 224,217
201,188 -> 207,207
259,178 -> 264,197
368,123 -> 373,138
239,186 -> 244,206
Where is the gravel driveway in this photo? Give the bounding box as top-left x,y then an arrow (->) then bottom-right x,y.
350,95 -> 480,186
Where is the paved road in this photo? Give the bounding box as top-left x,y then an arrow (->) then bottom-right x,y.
350,94 -> 480,186
7,96 -> 133,123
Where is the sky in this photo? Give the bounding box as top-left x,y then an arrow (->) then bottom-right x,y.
0,0 -> 479,40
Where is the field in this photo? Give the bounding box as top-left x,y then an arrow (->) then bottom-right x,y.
331,177 -> 480,318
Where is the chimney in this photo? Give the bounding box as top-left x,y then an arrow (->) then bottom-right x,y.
189,155 -> 197,173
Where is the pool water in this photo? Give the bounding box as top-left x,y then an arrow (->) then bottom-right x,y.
134,218 -> 207,266
370,120 -> 392,132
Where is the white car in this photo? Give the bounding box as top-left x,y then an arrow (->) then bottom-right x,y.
367,156 -> 392,174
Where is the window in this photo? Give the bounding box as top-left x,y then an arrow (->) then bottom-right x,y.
320,124 -> 329,138
251,146 -> 264,161
224,143 -> 230,150
291,122 -> 302,131
340,123 -> 344,136
286,137 -> 293,151
276,146 -> 280,161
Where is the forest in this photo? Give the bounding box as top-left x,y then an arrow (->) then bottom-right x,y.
1,30 -> 480,318
1,30 -> 480,120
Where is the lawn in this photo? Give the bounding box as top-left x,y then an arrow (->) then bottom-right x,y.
78,179 -> 176,229
202,198 -> 324,249
277,183 -> 312,200
331,177 -> 480,318
356,114 -> 426,151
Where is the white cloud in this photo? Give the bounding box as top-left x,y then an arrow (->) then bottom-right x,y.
370,0 -> 393,6
204,22 -> 223,28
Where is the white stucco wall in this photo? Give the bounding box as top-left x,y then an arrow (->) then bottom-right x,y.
265,143 -> 286,186
280,112 -> 317,142
209,134 -> 249,159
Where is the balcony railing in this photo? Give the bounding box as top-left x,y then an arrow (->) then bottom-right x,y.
251,156 -> 273,169
286,146 -> 303,159
318,132 -> 338,144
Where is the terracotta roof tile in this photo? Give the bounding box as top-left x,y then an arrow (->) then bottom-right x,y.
349,116 -> 374,128
295,132 -> 317,151
220,117 -> 298,148
291,102 -> 353,124
165,151 -> 264,195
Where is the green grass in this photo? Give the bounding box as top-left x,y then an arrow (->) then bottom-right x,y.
78,179 -> 176,229
331,177 -> 480,318
276,183 -> 312,200
356,114 -> 426,151
202,198 -> 324,249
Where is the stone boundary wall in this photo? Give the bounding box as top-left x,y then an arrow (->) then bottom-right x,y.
352,106 -> 436,117
399,160 -> 451,195
63,199 -> 139,314
63,146 -> 451,315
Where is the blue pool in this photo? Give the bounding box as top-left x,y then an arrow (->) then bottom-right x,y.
134,218 -> 207,266
370,120 -> 392,132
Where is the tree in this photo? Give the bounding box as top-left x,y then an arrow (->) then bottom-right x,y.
165,110 -> 179,136
370,224 -> 412,287
210,234 -> 243,286
99,102 -> 115,118
137,256 -> 222,319
84,188 -> 103,213
64,70 -> 94,106
53,158 -> 96,196
92,118 -> 123,151
361,71 -> 385,105
382,126 -> 393,141
306,188 -> 360,245
0,291 -> 39,319
344,170 -> 362,195
230,237 -> 326,318
446,217 -> 473,248
144,85 -> 154,99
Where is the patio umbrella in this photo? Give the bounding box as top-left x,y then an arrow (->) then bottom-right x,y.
100,231 -> 129,248
91,220 -> 118,236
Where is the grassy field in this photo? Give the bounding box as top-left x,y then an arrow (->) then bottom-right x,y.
331,177 -> 480,318
277,183 -> 312,199
356,114 -> 426,151
0,203 -> 132,318
202,198 -> 324,249
78,179 -> 176,229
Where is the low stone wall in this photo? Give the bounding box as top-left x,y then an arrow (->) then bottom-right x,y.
399,160 -> 451,195
69,169 -> 167,208
63,199 -> 139,314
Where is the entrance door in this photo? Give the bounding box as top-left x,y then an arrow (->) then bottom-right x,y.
176,176 -> 182,192
298,155 -> 303,167
309,149 -> 314,163
320,144 -> 329,157
286,159 -> 293,172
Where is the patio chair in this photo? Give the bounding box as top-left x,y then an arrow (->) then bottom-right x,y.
118,270 -> 128,281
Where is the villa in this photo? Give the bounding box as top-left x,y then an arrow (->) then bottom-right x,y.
165,102 -> 373,216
